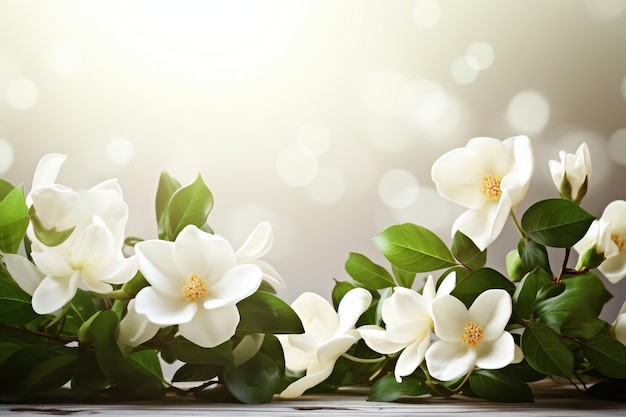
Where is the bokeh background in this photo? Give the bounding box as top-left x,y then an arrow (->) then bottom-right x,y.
1,0 -> 626,318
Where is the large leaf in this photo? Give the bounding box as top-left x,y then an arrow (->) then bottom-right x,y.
521,199 -> 595,248
450,268 -> 516,308
368,374 -> 429,402
469,370 -> 534,403
373,223 -> 456,273
512,268 -> 553,321
237,291 -> 304,334
581,335 -> 626,379
173,364 -> 222,382
521,321 -> 573,380
345,252 -> 395,290
450,230 -> 486,271
165,174 -> 214,240
0,185 -> 29,253
169,337 -> 233,366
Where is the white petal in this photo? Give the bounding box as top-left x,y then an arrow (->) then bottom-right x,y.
382,287 -> 430,327
452,200 -> 508,251
615,314 -> 626,346
475,332 -> 516,370
202,264 -> 262,309
78,187 -> 128,242
248,259 -> 286,291
31,249 -> 74,278
599,252 -> 626,284
30,185 -> 79,231
178,304 -> 239,348
2,253 -> 44,295
395,336 -> 430,382
279,335 -> 315,372
29,153 -> 66,205
236,221 -> 273,260
31,272 -> 80,315
317,334 -> 359,364
135,239 -> 183,294
336,288 -> 372,335
469,289 -> 511,341
431,295 -> 468,342
72,216 -> 115,266
86,256 -> 138,285
509,135 -> 533,185
601,200 -> 626,234
287,333 -> 323,354
549,159 -> 564,193
117,299 -> 160,347
79,272 -> 113,294
512,343 -> 525,364
174,226 -> 236,286
359,325 -> 408,355
421,275 -> 436,303
134,287 -> 197,326
291,292 -> 338,338
437,272 -> 457,297
279,362 -> 335,398
425,340 -> 476,381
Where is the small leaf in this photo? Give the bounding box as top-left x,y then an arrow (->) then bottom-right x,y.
581,335 -> 626,379
368,374 -> 429,402
512,268 -> 553,321
173,364 -> 222,382
331,280 -> 358,310
345,252 -> 395,290
165,174 -> 214,240
521,199 -> 595,248
519,239 -> 551,275
451,268 -> 515,308
237,291 -> 304,334
373,223 -> 456,273
0,185 -> 29,254
30,210 -> 75,247
156,172 -> 182,240
450,230 -> 486,271
521,321 -> 573,380
469,370 -> 534,403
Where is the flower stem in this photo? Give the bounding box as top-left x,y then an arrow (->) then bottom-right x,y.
100,289 -> 131,301
510,210 -> 526,239
341,353 -> 387,364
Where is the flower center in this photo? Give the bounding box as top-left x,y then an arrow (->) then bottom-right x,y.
481,175 -> 502,200
182,273 -> 208,302
462,321 -> 484,347
612,233 -> 625,252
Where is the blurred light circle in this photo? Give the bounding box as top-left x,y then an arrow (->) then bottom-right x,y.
358,70 -> 409,117
378,168 -> 420,209
306,165 -> 346,205
48,43 -> 82,77
0,54 -> 21,85
506,90 -> 550,134
412,0 -> 441,28
5,78 -> 39,110
451,56 -> 479,85
584,0 -> 626,21
107,137 -> 135,165
276,144 -> 318,187
608,129 -> 626,165
297,122 -> 332,156
466,41 -> 494,71
0,137 -> 14,174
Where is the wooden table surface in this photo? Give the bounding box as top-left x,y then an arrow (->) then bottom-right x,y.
2,381 -> 624,416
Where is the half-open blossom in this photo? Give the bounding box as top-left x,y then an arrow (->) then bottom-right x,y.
549,143 -> 591,203
279,288 -> 372,398
425,289 -> 517,381
359,273 -> 455,382
117,299 -> 160,348
431,136 -> 533,251
235,221 -> 285,291
134,225 -> 263,348
574,200 -> 626,283
613,301 -> 626,346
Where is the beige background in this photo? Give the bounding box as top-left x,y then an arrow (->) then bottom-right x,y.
1,0 -> 625,318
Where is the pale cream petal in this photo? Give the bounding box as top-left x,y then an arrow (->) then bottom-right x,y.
602,200 -> 626,235
385,321 -> 431,344
317,334 -> 359,364
421,275 -> 436,303
178,304 -> 239,348
248,259 -> 285,291
336,288 -> 372,335
236,221 -> 273,260
474,332 -> 515,370
437,272 -> 457,297
30,153 -> 66,193
512,343 -> 525,364
394,336 -> 431,382
425,339 -> 476,381
72,216 -> 115,266
30,185 -> 79,231
87,256 -> 138,285
134,286 -> 197,326
287,333 -> 324,353
279,335 -> 315,372
117,299 -> 160,347
452,201 -> 507,252
31,272 -> 80,315
279,362 -> 335,398
291,292 -> 338,338
31,249 -> 74,278
2,253 -> 44,295
549,159 -> 564,193
615,313 -> 626,345
599,252 -> 626,284
469,289 -> 511,341
202,264 -> 262,309
358,325 -> 407,354
431,295 -> 468,342
79,272 -> 113,294
135,239 -> 183,294
382,287 -> 430,327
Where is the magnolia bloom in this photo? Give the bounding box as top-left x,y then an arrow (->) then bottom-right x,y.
134,225 -> 263,348
613,301 -> 626,346
425,289 -> 518,381
359,273 -> 455,382
574,200 -> 626,283
431,136 -> 533,251
5,154 -> 137,314
279,288 -> 372,398
549,143 -> 591,202
117,299 -> 161,347
235,221 -> 285,291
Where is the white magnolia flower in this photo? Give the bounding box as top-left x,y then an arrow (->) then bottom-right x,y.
613,301 -> 626,346
4,154 -> 137,314
431,136 -> 534,251
279,288 -> 372,398
117,299 -> 160,347
235,221 -> 285,291
574,200 -> 626,283
134,225 -> 263,348
425,289 -> 517,381
359,273 -> 455,382
549,143 -> 591,202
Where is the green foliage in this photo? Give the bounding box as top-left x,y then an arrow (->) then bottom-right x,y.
469,370 -> 534,403
169,337 -> 234,366
450,230 -> 487,271
30,210 -> 75,247
345,252 -> 395,289
450,268 -> 516,308
0,268 -> 38,325
580,335 -> 626,379
237,291 -> 304,334
512,268 -> 553,321
368,374 -> 429,402
518,238 -> 551,275
521,321 -> 573,380
0,182 -> 29,253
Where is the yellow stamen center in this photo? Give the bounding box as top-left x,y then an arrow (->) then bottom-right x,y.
182,273 -> 208,302
481,175 -> 502,200
462,321 -> 484,347
612,233 -> 625,252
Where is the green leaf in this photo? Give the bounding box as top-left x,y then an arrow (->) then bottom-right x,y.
331,280 -> 358,310
392,265 -> 416,289
518,238 -> 551,275
130,349 -> 164,381
165,174 -> 214,240
450,230 -> 486,271
345,252 -> 395,290
237,291 -> 304,334
173,364 -> 222,382
373,223 -> 456,274
0,269 -> 38,325
469,370 -> 534,403
156,172 -> 182,240
521,199 -> 595,248
0,342 -> 21,368
559,307 -> 606,339
586,379 -> 626,400
521,321 -> 573,380
368,374 -> 429,402
450,268 -> 516,308
72,352 -> 110,391
30,210 -> 75,247
581,335 -> 626,379
512,268 -> 553,321
169,337 -> 233,366
0,185 -> 29,253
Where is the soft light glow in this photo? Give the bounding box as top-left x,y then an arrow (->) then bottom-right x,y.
0,137 -> 14,174
622,74 -> 626,101
5,78 -> 39,110
276,144 -> 318,187
107,137 -> 135,165
412,0 -> 441,28
584,0 -> 626,22
297,122 -> 332,156
306,165 -> 346,206
451,56 -> 479,85
0,54 -> 21,86
608,129 -> 626,165
406,79 -> 447,126
366,119 -> 413,152
506,90 -> 550,134
48,43 -> 82,77
466,42 -> 494,71
359,70 -> 409,118
378,169 -> 420,209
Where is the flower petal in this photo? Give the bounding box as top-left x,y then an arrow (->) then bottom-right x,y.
452,200 -> 508,251
437,272 -> 457,297
86,256 -> 138,285
117,299 -> 160,347
602,200 -> 626,235
236,221 -> 273,260
425,340 -> 476,381
79,271 -> 113,294
359,325 -> 408,354
474,332 -> 516,370
135,239 -> 183,294
72,216 -> 115,266
599,252 -> 626,284
431,295 -> 468,342
30,185 -> 80,231
382,287 -> 430,327
469,289 -> 511,341
29,153 -> 66,205
2,253 -> 45,295
279,362 -> 335,398
202,264 -> 262,309
178,304 -> 240,348
134,286 -> 197,326
279,335 -> 315,372
336,288 -> 372,335
395,336 -> 431,382
31,249 -> 74,279
317,333 -> 359,364
248,259 -> 286,291
291,292 -> 338,338
31,272 -> 80,315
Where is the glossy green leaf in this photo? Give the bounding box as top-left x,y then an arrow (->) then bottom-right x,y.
392,265 -> 416,289
469,370 -> 534,403
451,230 -> 486,271
373,223 -> 456,273
169,337 -> 233,366
521,199 -> 595,248
586,379 -> 626,400
521,321 -> 573,380
173,364 -> 222,382
165,174 -> 213,240
237,291 -> 304,334
156,172 -> 182,240
345,252 -> 395,289
518,238 -> 551,275
581,335 -> 626,379
512,268 -> 553,321
30,211 -> 75,247
0,185 -> 29,254
368,374 -> 429,402
72,352 -> 110,390
559,307 -> 606,339
0,270 -> 38,325
331,280 -> 358,310
130,349 -> 164,381
451,268 -> 516,308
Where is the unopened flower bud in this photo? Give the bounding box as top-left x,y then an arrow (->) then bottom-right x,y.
549,143 -> 591,203
506,250 -> 525,282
